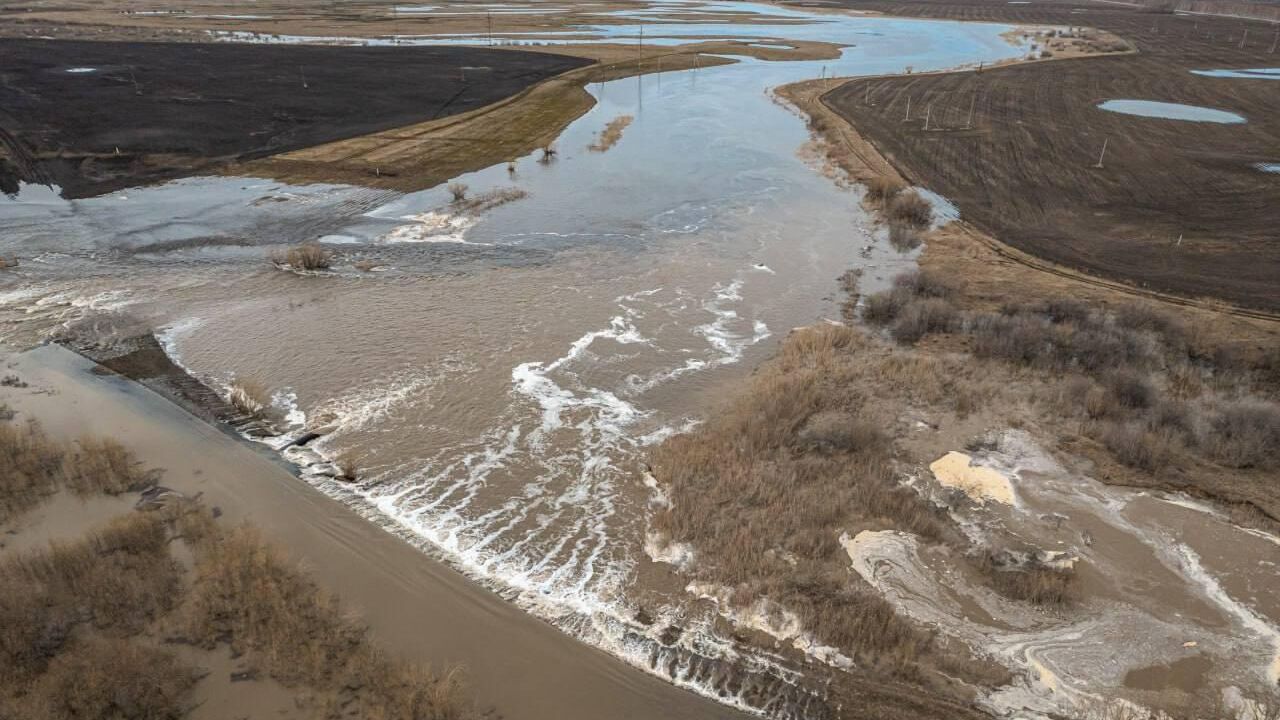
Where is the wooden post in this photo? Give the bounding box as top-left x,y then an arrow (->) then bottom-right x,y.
488,12 -> 493,46
904,95 -> 911,122
924,104 -> 931,131
1094,137 -> 1108,168
1240,28 -> 1247,49
1271,28 -> 1278,53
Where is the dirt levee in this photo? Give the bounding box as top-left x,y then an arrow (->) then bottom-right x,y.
814,1 -> 1280,310
0,38 -> 590,198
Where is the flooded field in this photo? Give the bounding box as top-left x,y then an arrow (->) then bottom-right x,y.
3,2 -> 1278,718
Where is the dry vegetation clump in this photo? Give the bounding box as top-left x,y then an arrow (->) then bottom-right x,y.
652,324 -> 981,677
1,423 -> 476,720
587,114 -> 634,152
887,221 -> 923,252
336,451 -> 359,481
863,270 -> 959,335
271,243 -> 333,271
183,525 -> 471,718
452,186 -> 527,215
447,181 -> 469,203
977,551 -> 1079,606
887,189 -> 932,228
0,419 -> 155,523
228,376 -> 271,419
1205,400 -> 1280,469
863,176 -> 904,205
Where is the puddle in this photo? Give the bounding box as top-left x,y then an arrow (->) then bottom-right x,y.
1123,654 -> 1214,693
1192,67 -> 1280,80
1097,99 -> 1247,124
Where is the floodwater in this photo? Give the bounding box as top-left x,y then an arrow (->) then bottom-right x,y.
1097,98 -> 1248,123
1192,67 -> 1280,80
3,2 -> 1277,718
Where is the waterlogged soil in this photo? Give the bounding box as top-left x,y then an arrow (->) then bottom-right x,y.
813,0 -> 1280,309
0,38 -> 589,198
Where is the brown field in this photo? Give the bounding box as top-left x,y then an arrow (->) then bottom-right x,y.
809,0 -> 1280,310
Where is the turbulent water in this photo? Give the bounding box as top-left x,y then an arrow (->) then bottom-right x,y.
8,4 -> 1277,718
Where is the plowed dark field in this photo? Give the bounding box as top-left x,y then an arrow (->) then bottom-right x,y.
0,39 -> 589,198
810,0 -> 1280,310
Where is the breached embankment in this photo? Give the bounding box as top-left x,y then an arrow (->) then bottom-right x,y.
1,343 -> 755,720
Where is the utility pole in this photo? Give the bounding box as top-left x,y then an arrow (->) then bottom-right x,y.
1094,137 -> 1108,168
300,66 -> 308,89
1240,28 -> 1247,49
864,82 -> 870,105
1271,28 -> 1278,53
488,11 -> 493,46
904,95 -> 911,122
923,104 -> 931,131
965,93 -> 976,129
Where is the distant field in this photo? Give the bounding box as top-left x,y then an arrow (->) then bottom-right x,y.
809,0 -> 1280,310
0,39 -> 589,197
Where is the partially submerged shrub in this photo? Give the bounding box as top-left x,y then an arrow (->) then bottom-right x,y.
887,221 -> 923,252
863,288 -> 911,326
978,551 -> 1078,606
887,190 -> 932,228
23,638 -> 197,720
271,243 -> 332,271
447,181 -> 469,202
228,377 -> 271,419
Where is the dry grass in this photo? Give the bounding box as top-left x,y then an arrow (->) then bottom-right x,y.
228,376 -> 271,419
183,525 -> 471,718
650,324 -> 996,680
977,551 -> 1079,606
887,190 -> 932,228
587,114 -> 634,152
271,243 -> 333,271
1,419 -> 155,523
1,423 -> 477,720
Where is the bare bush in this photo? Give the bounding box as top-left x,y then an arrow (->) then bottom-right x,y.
271,243 -> 332,271
892,269 -> 954,299
887,190 -> 932,228
864,176 -> 905,204
890,298 -> 957,344
1101,421 -> 1177,472
447,181 -> 469,202
228,377 -> 271,419
863,288 -> 912,326
1205,400 -> 1280,468
22,638 -> 197,720
1105,369 -> 1155,410
887,221 -> 923,252
336,452 -> 359,481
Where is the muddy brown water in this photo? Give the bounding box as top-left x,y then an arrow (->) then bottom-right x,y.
0,345 -> 746,720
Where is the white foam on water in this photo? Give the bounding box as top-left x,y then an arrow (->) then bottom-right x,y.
155,317 -> 204,374
379,211 -> 484,244
65,67 -> 98,73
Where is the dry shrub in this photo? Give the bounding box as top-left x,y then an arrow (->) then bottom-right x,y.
863,288 -> 911,326
978,551 -> 1078,606
183,526 -> 470,718
228,377 -> 271,419
271,243 -> 333,271
336,451 -> 359,481
0,420 -> 152,523
892,269 -> 955,299
890,298 -> 957,344
447,181 -> 469,202
1100,421 -> 1177,472
1205,400 -> 1280,469
887,221 -> 923,252
21,638 -> 197,720
887,190 -> 932,228
1104,369 -> 1155,410
863,176 -> 905,204
0,513 -> 181,685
